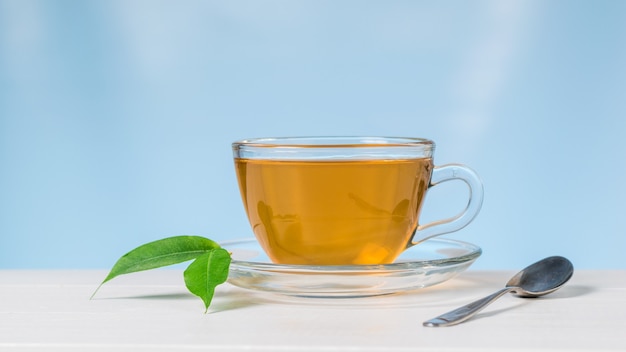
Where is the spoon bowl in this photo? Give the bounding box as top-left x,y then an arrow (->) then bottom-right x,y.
506,256 -> 574,297
423,255 -> 574,327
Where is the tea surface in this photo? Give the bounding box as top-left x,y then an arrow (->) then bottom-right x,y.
235,158 -> 433,265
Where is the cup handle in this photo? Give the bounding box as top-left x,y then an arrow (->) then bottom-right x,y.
409,164 -> 484,247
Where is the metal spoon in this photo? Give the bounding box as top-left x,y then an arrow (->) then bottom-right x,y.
423,255 -> 574,327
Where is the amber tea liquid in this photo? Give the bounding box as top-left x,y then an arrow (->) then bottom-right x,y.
235,157 -> 433,265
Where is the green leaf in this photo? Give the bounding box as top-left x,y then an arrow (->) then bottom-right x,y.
92,235 -> 220,298
184,248 -> 231,313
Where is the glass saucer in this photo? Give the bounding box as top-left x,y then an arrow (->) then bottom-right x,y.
221,238 -> 481,298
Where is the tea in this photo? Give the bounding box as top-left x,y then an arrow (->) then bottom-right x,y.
235,157 -> 433,265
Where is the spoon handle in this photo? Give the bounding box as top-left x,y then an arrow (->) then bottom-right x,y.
423,287 -> 515,327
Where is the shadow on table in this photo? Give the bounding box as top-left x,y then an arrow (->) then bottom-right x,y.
213,274 -> 595,312
210,290 -> 267,313
547,284 -> 595,299
93,291 -> 196,301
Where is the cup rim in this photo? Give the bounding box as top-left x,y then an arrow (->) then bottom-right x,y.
232,136 -> 434,148
232,136 -> 435,160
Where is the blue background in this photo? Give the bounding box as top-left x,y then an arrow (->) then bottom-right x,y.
1,0 -> 625,269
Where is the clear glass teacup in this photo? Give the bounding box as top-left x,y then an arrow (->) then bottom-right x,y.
233,136 -> 483,265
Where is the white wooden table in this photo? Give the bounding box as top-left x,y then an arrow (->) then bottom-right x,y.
1,269 -> 624,351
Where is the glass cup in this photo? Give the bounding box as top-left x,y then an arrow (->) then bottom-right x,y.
232,136 -> 483,265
